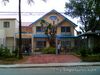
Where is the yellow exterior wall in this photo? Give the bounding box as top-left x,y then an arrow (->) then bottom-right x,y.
32,12 -> 65,34
57,21 -> 75,35
32,21 -> 45,34
32,20 -> 75,36
43,13 -> 64,25
57,27 -> 61,34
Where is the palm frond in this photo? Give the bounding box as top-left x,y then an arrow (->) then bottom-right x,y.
27,0 -> 34,5
2,0 -> 9,2
42,0 -> 47,2
2,0 -> 9,5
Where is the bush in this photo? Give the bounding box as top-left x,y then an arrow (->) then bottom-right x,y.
69,47 -> 80,54
80,48 -> 87,57
12,48 -> 19,57
92,46 -> 100,54
3,47 -> 12,58
0,46 -> 13,58
77,47 -> 92,57
81,54 -> 100,62
42,47 -> 56,54
0,47 -> 3,56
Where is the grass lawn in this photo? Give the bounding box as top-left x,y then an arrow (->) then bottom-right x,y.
0,58 -> 18,64
81,54 -> 100,62
0,56 -> 29,64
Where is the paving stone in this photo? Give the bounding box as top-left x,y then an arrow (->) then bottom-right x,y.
19,54 -> 81,64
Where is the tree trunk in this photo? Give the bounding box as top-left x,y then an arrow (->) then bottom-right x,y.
18,0 -> 23,59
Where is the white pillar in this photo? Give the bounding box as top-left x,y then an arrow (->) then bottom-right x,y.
14,34 -> 16,50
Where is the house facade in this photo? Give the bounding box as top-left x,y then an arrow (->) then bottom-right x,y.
15,10 -> 77,53
0,18 -> 19,51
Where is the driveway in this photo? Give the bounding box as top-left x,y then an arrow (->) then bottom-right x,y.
19,54 -> 81,64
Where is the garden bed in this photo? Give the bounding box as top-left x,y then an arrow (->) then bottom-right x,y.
0,58 -> 18,64
81,54 -> 100,62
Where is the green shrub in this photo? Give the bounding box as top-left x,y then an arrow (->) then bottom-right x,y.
80,48 -> 87,57
0,47 -> 3,56
42,47 -> 56,54
82,54 -> 100,62
92,46 -> 100,54
78,47 -> 92,57
0,46 -> 13,58
12,48 -> 19,57
2,47 -> 11,58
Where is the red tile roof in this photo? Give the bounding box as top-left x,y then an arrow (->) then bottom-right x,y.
22,22 -> 32,26
22,26 -> 32,33
21,22 -> 32,33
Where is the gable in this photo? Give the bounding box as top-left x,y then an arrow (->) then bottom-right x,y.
57,19 -> 77,28
42,11 -> 64,25
60,21 -> 72,26
29,9 -> 77,27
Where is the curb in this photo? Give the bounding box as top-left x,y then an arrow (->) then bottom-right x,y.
0,62 -> 100,68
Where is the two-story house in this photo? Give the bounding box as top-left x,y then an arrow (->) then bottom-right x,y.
0,18 -> 19,51
31,10 -> 77,51
15,10 -> 77,53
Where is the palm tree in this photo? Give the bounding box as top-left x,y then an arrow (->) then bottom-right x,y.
40,19 -> 56,47
2,0 -> 46,58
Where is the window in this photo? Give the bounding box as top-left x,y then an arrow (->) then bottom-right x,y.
61,27 -> 70,32
3,22 -> 10,28
36,26 -> 42,32
36,41 -> 46,48
49,16 -> 57,21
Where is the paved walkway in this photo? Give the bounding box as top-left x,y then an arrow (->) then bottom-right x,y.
19,54 -> 81,64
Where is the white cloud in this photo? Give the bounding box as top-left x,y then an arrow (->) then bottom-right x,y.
0,0 -> 67,21
0,0 -> 81,30
0,0 -> 67,12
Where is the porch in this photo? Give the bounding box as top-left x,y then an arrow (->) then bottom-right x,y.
32,34 -> 49,52
15,33 -> 32,54
56,34 -> 77,52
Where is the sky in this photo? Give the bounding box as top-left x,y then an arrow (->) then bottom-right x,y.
0,0 -> 80,30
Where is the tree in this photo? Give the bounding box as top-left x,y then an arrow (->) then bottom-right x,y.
65,0 -> 100,32
40,19 -> 56,47
2,0 -> 46,58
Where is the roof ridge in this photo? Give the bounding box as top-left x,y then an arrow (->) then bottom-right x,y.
29,9 -> 77,27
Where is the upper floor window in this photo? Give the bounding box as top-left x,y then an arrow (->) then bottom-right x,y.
36,26 -> 42,32
61,27 -> 70,32
3,22 -> 10,28
49,16 -> 57,21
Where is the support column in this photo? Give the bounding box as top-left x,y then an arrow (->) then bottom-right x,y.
71,38 -> 74,47
14,34 -> 16,50
46,41 -> 50,48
